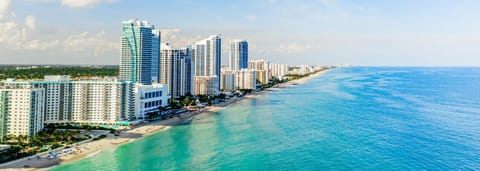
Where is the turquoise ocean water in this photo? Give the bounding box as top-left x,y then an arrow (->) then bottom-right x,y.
52,67 -> 480,170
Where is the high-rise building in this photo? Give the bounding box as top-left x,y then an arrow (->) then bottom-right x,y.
160,43 -> 193,97
220,69 -> 257,91
192,35 -> 221,77
193,76 -> 219,96
254,70 -> 268,85
230,40 -> 248,70
191,35 -> 221,95
119,19 -> 160,85
1,76 -> 136,124
234,69 -> 257,90
248,59 -> 270,85
0,87 -> 45,142
151,29 -> 161,83
270,63 -> 289,80
220,70 -> 236,91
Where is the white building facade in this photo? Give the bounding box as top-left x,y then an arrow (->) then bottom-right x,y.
160,43 -> 193,97
230,40 -> 248,70
1,76 -> 135,124
134,83 -> 169,120
0,88 -> 45,142
248,60 -> 270,85
193,76 -> 219,96
192,35 -> 222,95
270,63 -> 289,81
234,69 -> 257,90
220,70 -> 236,91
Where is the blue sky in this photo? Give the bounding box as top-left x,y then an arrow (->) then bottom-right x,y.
1,0 -> 480,66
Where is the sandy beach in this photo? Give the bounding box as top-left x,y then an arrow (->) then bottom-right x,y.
0,69 -> 329,171
274,69 -> 329,89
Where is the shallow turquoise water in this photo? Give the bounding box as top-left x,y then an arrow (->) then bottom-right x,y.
52,67 -> 480,170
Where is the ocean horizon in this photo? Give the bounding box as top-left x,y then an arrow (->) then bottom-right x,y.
51,67 -> 480,170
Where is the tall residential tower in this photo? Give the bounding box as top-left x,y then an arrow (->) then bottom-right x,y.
230,40 -> 248,70
192,35 -> 222,95
119,19 -> 161,85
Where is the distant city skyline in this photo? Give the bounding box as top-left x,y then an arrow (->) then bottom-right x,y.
1,0 -> 480,66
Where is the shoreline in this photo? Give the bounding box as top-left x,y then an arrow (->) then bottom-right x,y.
0,69 -> 329,171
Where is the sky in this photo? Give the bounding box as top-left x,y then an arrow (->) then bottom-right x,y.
1,0 -> 480,66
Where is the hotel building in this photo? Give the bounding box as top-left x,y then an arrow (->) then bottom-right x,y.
134,83 -> 169,120
0,87 -> 45,142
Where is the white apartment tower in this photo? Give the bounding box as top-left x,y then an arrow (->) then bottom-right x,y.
230,40 -> 248,70
248,59 -> 270,85
192,35 -> 221,95
160,43 -> 193,97
1,76 -> 136,124
0,87 -> 45,142
193,76 -> 219,96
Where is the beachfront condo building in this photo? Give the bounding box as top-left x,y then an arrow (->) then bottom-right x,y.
230,40 -> 248,70
270,64 -> 289,81
0,88 -> 45,142
0,76 -> 136,124
193,76 -> 219,96
134,83 -> 170,120
248,60 -> 270,85
220,69 -> 257,91
191,35 -> 222,95
120,19 -> 161,85
160,43 -> 193,97
255,70 -> 268,85
220,70 -> 236,91
234,69 -> 257,90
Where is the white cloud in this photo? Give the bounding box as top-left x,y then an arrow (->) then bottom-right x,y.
160,28 -> 202,47
24,15 -> 36,30
279,43 -> 313,53
0,0 -> 10,19
244,15 -> 257,20
29,0 -> 117,8
63,31 -> 117,56
60,0 -> 117,8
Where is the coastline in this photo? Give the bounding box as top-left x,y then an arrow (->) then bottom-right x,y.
0,69 -> 329,171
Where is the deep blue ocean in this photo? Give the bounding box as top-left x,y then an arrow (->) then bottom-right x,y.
52,67 -> 480,170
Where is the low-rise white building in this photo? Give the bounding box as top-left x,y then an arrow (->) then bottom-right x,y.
0,88 -> 45,142
134,83 -> 170,120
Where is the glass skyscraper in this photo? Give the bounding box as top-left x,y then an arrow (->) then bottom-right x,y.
230,40 -> 248,70
119,19 -> 160,85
